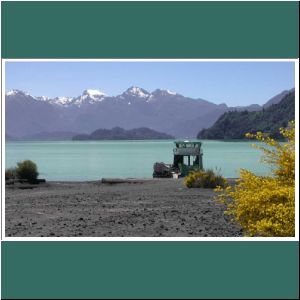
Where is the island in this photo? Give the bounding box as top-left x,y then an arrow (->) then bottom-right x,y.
72,127 -> 175,140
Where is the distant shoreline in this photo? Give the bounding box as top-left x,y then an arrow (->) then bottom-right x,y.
6,138 -> 283,142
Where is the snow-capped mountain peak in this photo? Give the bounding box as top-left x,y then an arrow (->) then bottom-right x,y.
82,89 -> 107,98
124,86 -> 151,98
52,96 -> 74,106
73,89 -> 107,105
6,89 -> 30,97
165,89 -> 177,95
152,88 -> 177,96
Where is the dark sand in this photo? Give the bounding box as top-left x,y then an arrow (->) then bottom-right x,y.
5,179 -> 242,237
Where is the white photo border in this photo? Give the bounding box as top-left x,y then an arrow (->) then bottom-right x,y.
1,58 -> 299,242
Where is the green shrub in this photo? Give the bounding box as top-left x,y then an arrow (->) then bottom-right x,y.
15,160 -> 39,182
5,168 -> 17,180
184,169 -> 228,189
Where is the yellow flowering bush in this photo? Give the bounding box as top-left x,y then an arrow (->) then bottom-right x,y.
216,121 -> 295,237
185,169 -> 228,189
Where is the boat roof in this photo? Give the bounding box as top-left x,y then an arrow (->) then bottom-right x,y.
174,140 -> 202,145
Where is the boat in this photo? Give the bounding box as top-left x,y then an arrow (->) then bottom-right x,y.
153,140 -> 203,178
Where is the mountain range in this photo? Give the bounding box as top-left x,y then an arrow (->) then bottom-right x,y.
5,87 -> 294,139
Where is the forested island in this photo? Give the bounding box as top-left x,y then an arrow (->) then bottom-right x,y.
72,127 -> 175,140
198,91 -> 295,139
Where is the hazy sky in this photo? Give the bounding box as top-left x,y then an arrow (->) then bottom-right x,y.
5,61 -> 295,106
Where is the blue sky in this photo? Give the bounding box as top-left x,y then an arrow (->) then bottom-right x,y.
5,61 -> 295,106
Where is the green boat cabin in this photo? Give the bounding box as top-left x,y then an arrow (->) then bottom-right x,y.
173,140 -> 203,177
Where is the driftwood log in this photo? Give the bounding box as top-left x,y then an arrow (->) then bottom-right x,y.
101,178 -> 146,184
5,178 -> 46,185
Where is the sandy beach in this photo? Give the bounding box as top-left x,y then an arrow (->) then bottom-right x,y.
5,179 -> 242,237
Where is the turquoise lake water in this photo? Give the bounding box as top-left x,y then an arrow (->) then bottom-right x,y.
5,140 -> 270,181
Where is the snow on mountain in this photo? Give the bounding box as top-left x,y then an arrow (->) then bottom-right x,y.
82,89 -> 107,99
35,95 -> 74,106
6,90 -> 73,106
36,96 -> 50,101
6,87 -> 180,106
6,89 -> 108,107
124,86 -> 151,98
152,88 -> 178,97
6,89 -> 30,97
50,96 -> 74,106
72,89 -> 107,106
158,88 -> 177,96
166,89 -> 177,95
7,90 -> 19,96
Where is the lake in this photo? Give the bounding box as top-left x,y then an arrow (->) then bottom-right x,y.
5,140 -> 270,181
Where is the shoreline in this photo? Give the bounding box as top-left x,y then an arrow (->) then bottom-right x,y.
5,177 -> 239,183
5,178 -> 242,237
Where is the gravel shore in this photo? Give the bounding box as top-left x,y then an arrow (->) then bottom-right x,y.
5,179 -> 242,237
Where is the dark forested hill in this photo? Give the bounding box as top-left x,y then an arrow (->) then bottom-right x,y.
197,91 -> 295,139
72,127 -> 175,140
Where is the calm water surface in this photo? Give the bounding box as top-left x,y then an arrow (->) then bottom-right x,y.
5,140 -> 270,181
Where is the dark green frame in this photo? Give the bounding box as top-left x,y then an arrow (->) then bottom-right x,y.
1,1 -> 299,58
1,2 -> 299,299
